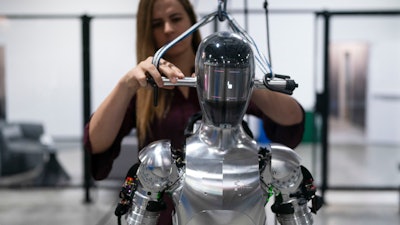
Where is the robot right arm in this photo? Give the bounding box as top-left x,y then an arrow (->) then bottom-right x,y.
259,143 -> 323,225
114,140 -> 181,225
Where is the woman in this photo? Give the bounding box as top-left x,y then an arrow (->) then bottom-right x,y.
84,0 -> 305,224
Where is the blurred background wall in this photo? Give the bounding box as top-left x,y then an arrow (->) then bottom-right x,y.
0,0 -> 399,146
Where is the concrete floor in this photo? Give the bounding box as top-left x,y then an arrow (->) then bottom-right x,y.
0,187 -> 398,225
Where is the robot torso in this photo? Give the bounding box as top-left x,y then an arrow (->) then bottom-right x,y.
171,124 -> 267,225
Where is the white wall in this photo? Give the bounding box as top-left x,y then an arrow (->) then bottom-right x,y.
1,19 -> 82,137
329,17 -> 400,145
2,0 -> 400,14
0,0 -> 399,142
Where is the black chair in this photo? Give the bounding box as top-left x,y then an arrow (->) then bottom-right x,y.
0,121 -> 70,186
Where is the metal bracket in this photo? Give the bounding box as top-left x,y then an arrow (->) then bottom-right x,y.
218,0 -> 227,21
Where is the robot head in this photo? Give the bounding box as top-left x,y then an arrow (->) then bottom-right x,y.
195,31 -> 254,127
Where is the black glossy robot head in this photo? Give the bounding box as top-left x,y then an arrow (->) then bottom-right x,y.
195,31 -> 254,127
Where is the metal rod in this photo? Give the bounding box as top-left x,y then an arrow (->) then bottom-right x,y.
152,12 -> 217,67
244,0 -> 249,30
161,77 -> 197,87
81,14 -> 93,204
316,10 -> 400,16
328,186 -> 399,191
319,11 -> 331,200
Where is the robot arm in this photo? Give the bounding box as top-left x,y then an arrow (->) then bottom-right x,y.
260,143 -> 323,225
115,140 -> 180,225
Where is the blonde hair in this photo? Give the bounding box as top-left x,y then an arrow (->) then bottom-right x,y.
135,0 -> 202,147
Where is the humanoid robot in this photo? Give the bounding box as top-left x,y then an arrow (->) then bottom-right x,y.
114,2 -> 322,225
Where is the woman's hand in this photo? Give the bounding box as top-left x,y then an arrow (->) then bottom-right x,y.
120,56 -> 185,93
88,56 -> 186,153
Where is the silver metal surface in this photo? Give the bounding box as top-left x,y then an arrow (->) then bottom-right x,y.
173,124 -> 267,225
162,77 -> 293,92
127,186 -> 158,225
269,143 -> 302,194
195,32 -> 254,126
162,77 -> 196,87
126,140 -> 175,225
276,203 -> 313,225
126,134 -> 315,225
137,140 -> 173,192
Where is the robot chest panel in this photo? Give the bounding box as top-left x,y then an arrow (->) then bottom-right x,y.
185,148 -> 264,200
174,151 -> 266,224
185,155 -> 260,199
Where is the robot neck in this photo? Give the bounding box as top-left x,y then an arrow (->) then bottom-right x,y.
198,122 -> 253,150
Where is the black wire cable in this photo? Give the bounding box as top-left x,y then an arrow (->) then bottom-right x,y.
263,0 -> 273,68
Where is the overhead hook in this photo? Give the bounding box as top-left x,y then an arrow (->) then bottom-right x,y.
218,0 -> 227,21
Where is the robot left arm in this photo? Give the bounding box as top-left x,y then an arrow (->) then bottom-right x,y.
115,140 -> 181,225
259,143 -> 323,225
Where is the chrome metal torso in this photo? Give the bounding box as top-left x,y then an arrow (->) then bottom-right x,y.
172,124 -> 267,225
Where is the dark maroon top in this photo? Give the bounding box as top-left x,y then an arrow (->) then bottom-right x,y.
83,87 -> 304,224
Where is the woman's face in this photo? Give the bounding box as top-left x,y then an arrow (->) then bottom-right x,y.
152,0 -> 193,57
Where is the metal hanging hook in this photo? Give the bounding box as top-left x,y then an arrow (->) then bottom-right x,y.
218,0 -> 227,21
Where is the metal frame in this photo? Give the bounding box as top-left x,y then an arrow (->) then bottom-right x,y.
315,10 -> 400,199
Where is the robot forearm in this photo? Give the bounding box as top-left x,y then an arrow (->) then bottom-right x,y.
115,140 -> 176,225
126,184 -> 165,225
270,166 -> 316,225
260,143 -> 323,225
114,163 -> 167,225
